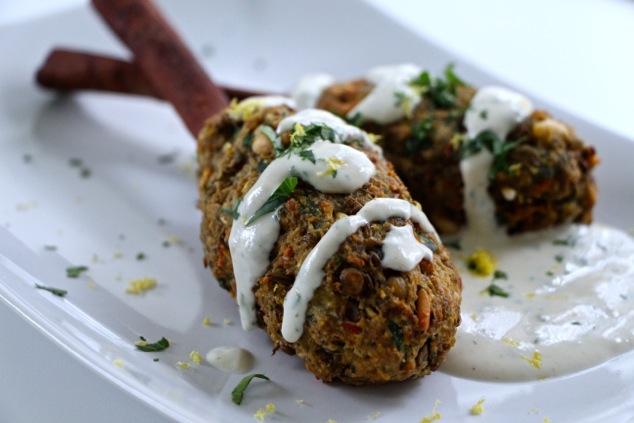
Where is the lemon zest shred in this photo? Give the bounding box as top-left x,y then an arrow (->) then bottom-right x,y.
125,277 -> 157,295
466,248 -> 496,277
470,398 -> 486,415
520,351 -> 542,368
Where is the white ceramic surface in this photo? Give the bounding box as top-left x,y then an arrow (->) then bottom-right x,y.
1,1 -> 634,422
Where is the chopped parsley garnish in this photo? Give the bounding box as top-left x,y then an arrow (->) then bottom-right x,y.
485,283 -> 510,298
298,148 -> 316,164
35,284 -> 68,297
388,320 -> 404,351
553,237 -> 577,247
461,130 -> 524,179
135,336 -> 170,352
279,123 -> 337,159
66,265 -> 88,278
406,116 -> 434,153
345,112 -> 364,127
136,253 -> 146,261
493,270 -> 508,280
409,63 -> 467,108
157,151 -> 178,164
444,239 -> 462,250
242,132 -> 254,149
231,374 -> 270,405
219,197 -> 243,220
246,177 -> 298,226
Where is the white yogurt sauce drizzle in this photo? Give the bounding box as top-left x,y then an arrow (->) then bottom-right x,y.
291,73 -> 335,110
442,85 -> 634,381
281,198 -> 437,342
230,138 -> 375,330
347,64 -> 423,125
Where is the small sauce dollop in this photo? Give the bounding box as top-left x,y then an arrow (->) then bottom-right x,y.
206,346 -> 254,374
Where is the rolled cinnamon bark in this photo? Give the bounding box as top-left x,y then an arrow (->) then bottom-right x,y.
91,0 -> 228,135
36,49 -> 264,101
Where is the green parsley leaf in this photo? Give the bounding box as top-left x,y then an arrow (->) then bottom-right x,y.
242,132 -> 254,149
135,337 -> 170,352
136,253 -> 146,261
493,270 -> 508,280
246,177 -> 298,226
485,283 -> 510,298
461,130 -> 524,179
298,148 -> 316,164
35,284 -> 68,297
219,197 -> 243,220
409,64 -> 467,108
406,117 -> 434,153
345,112 -> 364,127
553,237 -> 576,247
388,320 -> 404,351
444,239 -> 462,250
231,374 -> 270,405
66,265 -> 88,278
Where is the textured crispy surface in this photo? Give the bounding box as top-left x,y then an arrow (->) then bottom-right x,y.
197,105 -> 462,384
317,80 -> 598,235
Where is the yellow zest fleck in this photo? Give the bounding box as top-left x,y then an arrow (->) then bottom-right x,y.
203,317 -> 212,326
367,133 -> 382,144
175,361 -> 190,370
113,359 -> 124,368
466,248 -> 496,277
399,94 -> 414,118
125,277 -> 157,295
113,251 -> 123,259
223,318 -> 233,326
503,338 -> 520,347
521,351 -> 542,369
317,157 -> 345,177
543,418 -> 550,423
420,399 -> 442,423
470,312 -> 478,321
524,291 -> 536,299
326,420 -> 338,423
290,123 -> 306,146
295,399 -> 305,405
228,98 -> 263,121
87,282 -> 95,289
253,403 -> 276,422
164,235 -> 182,246
367,411 -> 382,420
190,350 -> 203,365
508,163 -> 522,175
470,398 -> 486,415
450,133 -> 465,151
134,339 -> 148,347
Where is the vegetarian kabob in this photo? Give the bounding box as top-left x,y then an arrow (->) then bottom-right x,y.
36,0 -> 463,385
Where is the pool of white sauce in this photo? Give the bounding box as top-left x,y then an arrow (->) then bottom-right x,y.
441,223 -> 634,381
444,84 -> 634,381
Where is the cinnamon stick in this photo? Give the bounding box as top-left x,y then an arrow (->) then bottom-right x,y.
36,49 -> 265,101
91,0 -> 228,136
36,49 -> 162,99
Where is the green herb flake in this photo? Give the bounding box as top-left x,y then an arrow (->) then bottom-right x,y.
66,265 -> 88,278
554,254 -> 565,263
219,197 -> 243,220
405,117 -> 434,153
246,177 -> 298,226
135,337 -> 170,352
345,112 -> 364,127
231,374 -> 270,405
445,239 -> 462,250
136,253 -> 146,261
461,130 -> 525,179
485,283 -> 510,298
388,320 -> 404,351
493,270 -> 508,280
298,148 -> 316,164
553,237 -> 576,247
35,284 -> 68,297
409,63 -> 467,108
242,132 -> 254,149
